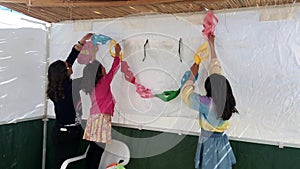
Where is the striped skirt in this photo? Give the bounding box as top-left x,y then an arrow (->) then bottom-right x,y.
83,113 -> 112,144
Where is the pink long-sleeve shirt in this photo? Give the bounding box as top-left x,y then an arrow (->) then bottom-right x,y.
89,56 -> 120,116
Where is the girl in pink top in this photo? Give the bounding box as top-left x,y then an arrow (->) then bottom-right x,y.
82,43 -> 121,144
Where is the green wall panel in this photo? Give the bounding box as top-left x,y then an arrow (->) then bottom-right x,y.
112,126 -> 197,169
231,140 -> 300,169
113,126 -> 300,169
0,120 -> 43,169
1,119 -> 300,169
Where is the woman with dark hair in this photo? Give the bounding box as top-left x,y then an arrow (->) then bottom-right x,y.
46,33 -> 93,169
181,34 -> 238,169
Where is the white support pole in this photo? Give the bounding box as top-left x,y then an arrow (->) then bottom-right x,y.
42,23 -> 51,169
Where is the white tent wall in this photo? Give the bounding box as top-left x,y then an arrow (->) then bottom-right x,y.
0,8 -> 48,169
48,5 -> 300,149
0,9 -> 48,124
0,4 -> 300,169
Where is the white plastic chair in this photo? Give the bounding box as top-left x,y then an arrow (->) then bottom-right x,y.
60,139 -> 130,169
98,139 -> 130,169
60,145 -> 90,169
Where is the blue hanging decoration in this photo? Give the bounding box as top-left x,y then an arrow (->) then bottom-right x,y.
180,71 -> 199,88
92,34 -> 112,45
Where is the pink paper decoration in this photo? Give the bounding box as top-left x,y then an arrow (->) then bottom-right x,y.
77,41 -> 99,65
121,61 -> 153,98
202,11 -> 218,39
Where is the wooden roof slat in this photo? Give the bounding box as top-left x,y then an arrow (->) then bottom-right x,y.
0,0 -> 297,23
8,0 -> 213,7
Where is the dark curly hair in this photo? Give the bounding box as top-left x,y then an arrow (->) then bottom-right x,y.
205,73 -> 238,120
46,60 -> 69,101
82,60 -> 104,94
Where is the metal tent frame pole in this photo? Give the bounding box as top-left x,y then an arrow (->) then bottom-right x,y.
42,24 -> 51,169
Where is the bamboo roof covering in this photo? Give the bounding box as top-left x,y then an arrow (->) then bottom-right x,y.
0,0 -> 297,23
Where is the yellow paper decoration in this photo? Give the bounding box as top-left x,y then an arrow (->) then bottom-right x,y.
109,39 -> 123,60
194,41 -> 209,65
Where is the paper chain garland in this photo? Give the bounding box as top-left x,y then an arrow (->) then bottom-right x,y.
108,38 -> 208,102
118,40 -> 207,101
79,11 -> 217,102
120,61 -> 153,98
